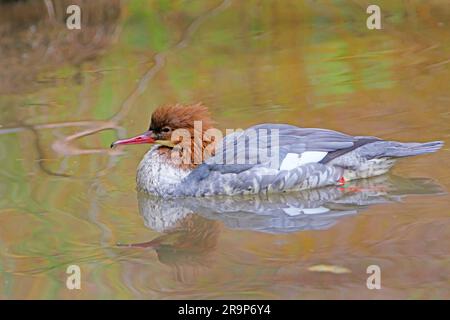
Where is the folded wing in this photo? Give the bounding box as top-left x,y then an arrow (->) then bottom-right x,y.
205,123 -> 380,173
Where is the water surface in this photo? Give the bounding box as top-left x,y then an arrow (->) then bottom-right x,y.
0,0 -> 449,299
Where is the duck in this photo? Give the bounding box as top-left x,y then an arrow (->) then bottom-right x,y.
111,103 -> 443,198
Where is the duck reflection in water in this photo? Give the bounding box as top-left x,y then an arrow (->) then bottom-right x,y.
120,174 -> 444,270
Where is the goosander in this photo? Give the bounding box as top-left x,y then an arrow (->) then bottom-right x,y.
111,103 -> 443,198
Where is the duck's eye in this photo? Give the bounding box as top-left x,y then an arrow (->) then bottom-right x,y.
161,127 -> 171,133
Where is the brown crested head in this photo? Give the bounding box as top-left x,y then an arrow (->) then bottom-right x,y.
150,103 -> 217,168
110,102 -> 217,168
149,102 -> 214,141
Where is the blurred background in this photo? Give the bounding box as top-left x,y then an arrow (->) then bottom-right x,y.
0,0 -> 449,299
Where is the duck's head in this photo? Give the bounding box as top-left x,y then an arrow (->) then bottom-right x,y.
111,103 -> 215,165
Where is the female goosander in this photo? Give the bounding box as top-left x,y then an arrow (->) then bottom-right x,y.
111,103 -> 443,198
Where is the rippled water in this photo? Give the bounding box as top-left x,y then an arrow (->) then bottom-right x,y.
0,0 -> 449,299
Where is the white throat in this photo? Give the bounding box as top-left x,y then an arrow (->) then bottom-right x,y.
136,146 -> 191,196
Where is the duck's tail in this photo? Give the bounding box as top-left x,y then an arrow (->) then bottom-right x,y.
381,140 -> 444,158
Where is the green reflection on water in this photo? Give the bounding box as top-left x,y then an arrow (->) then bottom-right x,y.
0,0 -> 449,299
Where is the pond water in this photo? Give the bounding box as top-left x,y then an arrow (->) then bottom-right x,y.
0,0 -> 449,299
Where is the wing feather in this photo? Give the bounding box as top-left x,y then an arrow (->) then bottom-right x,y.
197,124 -> 380,177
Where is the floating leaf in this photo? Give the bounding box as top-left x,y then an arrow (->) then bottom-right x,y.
308,264 -> 351,274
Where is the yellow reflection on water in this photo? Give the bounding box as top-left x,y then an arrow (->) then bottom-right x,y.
0,0 -> 449,299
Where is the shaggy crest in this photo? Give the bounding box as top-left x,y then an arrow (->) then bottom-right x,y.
150,102 -> 214,132
150,103 -> 217,168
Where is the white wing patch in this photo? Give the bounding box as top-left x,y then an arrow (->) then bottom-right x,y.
282,206 -> 330,216
279,151 -> 328,170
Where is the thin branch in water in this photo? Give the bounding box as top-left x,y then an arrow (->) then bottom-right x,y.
20,122 -> 70,177
108,0 -> 232,123
43,0 -> 55,22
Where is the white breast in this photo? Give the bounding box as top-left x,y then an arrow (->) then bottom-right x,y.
279,151 -> 328,170
136,146 -> 191,196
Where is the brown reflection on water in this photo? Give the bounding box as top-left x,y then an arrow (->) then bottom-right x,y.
121,214 -> 221,284
0,0 -> 449,299
0,0 -> 120,95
